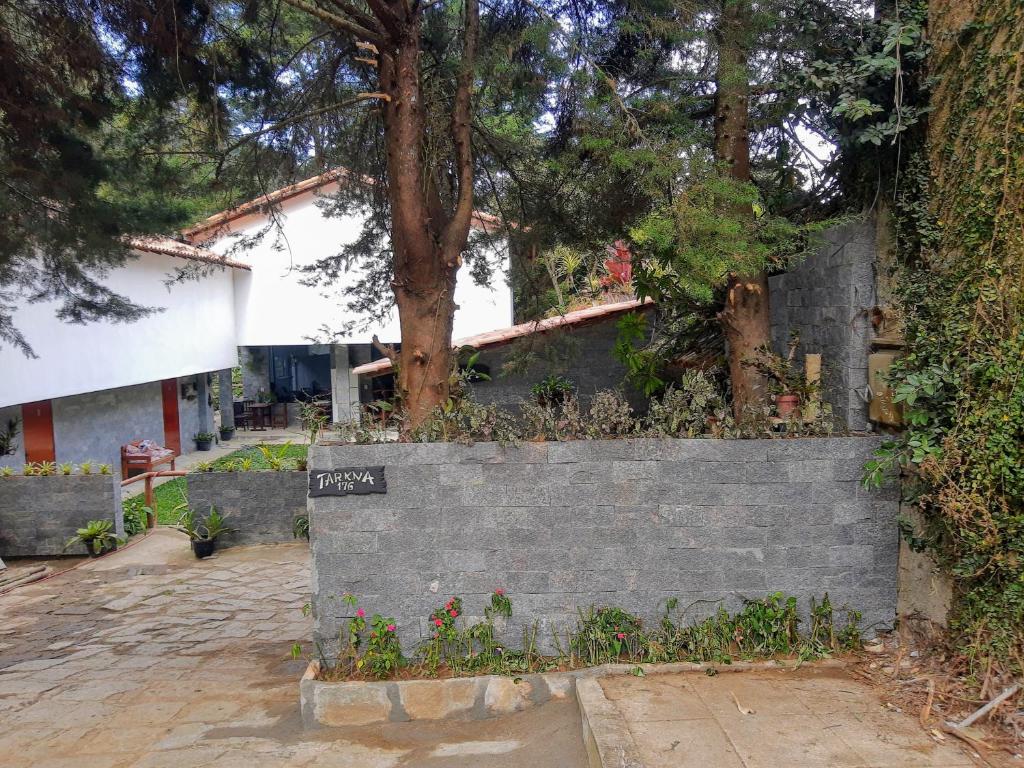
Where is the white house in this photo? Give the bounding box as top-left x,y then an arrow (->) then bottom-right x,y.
0,170 -> 512,470
183,169 -> 512,423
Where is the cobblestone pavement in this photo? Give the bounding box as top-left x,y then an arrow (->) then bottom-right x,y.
0,530 -> 585,768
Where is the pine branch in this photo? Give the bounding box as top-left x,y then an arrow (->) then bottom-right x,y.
280,0 -> 386,45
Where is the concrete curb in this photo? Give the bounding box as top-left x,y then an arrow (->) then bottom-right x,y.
299,657 -> 847,729
577,678 -> 644,768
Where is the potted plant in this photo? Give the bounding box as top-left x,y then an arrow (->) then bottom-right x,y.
175,507 -> 234,559
745,336 -> 817,419
219,424 -> 236,442
530,375 -> 576,407
194,432 -> 216,451
64,520 -> 123,558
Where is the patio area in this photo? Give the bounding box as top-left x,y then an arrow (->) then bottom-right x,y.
0,531 -> 586,768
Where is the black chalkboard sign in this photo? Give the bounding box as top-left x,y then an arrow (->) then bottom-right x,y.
308,467 -> 386,496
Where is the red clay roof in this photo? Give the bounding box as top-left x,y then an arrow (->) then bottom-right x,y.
352,297 -> 654,377
183,168 -> 506,243
126,235 -> 252,271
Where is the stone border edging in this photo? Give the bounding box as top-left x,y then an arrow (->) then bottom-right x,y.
299,657 -> 847,729
577,677 -> 644,768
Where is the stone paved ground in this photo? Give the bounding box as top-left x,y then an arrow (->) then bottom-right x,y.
0,530 -> 585,768
600,668 -> 978,768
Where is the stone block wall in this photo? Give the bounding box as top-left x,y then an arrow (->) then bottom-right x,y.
0,474 -> 123,557
769,221 -> 877,431
468,316 -> 646,410
187,470 -> 308,547
308,437 -> 898,656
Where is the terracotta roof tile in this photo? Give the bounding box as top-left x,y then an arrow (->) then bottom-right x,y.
183,168 -> 509,243
126,235 -> 251,270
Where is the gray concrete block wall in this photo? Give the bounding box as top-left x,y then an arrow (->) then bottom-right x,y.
309,437 -> 898,656
187,470 -> 307,547
469,317 -> 645,410
769,221 -> 877,431
0,405 -> 24,470
178,375 -> 203,450
51,382 -> 165,473
0,475 -> 123,557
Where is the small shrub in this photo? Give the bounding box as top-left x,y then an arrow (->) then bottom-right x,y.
530,375 -> 576,405
79,461 -> 93,475
586,390 -> 638,438
646,370 -> 730,437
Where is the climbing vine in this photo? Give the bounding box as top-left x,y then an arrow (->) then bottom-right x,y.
868,0 -> 1024,672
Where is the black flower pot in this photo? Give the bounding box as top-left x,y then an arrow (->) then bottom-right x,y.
219,428 -> 235,441
195,439 -> 213,451
192,539 -> 216,559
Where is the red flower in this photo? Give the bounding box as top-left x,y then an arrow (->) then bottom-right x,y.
434,618 -> 444,627
387,624 -> 396,632
494,588 -> 504,596
449,610 -> 458,618
616,632 -> 625,640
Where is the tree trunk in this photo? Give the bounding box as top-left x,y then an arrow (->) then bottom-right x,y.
714,0 -> 771,418
374,0 -> 478,433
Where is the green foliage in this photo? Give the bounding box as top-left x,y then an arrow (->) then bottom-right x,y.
865,0 -> 1024,672
63,520 -> 123,555
614,313 -> 665,397
293,515 -> 310,542
322,591 -> 865,681
122,506 -> 147,538
646,371 -> 730,438
331,595 -> 406,680
174,507 -> 234,542
630,170 -> 823,308
529,375 -> 576,405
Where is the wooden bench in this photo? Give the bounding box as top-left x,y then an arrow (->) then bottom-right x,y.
121,443 -> 176,479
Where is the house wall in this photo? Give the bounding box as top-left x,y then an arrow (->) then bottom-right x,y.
769,221 -> 877,430
51,381 -> 166,470
200,180 -> 513,347
0,250 -> 239,409
308,437 -> 898,655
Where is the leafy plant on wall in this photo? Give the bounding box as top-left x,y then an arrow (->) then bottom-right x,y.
0,418 -> 19,457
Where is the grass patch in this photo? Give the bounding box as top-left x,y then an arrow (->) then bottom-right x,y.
122,443 -> 309,528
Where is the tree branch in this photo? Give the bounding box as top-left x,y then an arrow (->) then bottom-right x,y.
441,0 -> 479,258
322,0 -> 383,33
363,0 -> 405,40
216,95 -> 385,175
280,0 -> 385,45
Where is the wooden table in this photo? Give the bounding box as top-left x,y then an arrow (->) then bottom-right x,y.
249,403 -> 271,431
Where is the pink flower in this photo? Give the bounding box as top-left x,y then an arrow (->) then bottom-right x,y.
356,608 -> 365,618
387,624 -> 396,632
616,632 -> 625,640
494,588 -> 504,596
434,618 -> 444,627
449,609 -> 458,618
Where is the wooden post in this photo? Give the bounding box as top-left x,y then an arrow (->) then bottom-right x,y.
804,354 -> 822,421
144,475 -> 156,528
